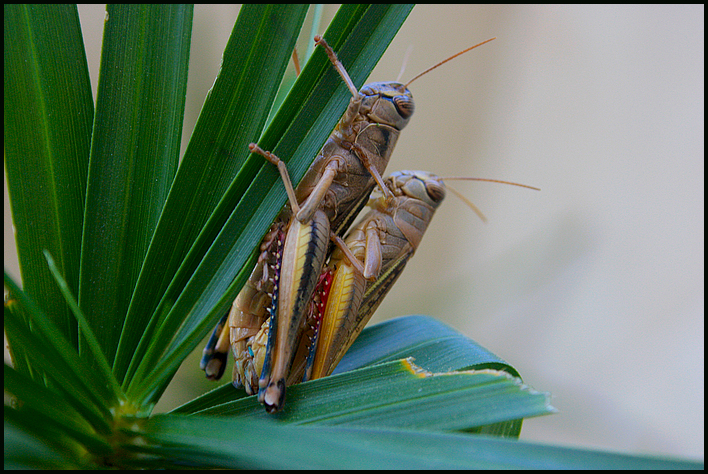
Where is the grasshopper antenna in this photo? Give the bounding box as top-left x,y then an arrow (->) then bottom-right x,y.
443,177 -> 540,223
396,45 -> 414,83
405,37 -> 496,88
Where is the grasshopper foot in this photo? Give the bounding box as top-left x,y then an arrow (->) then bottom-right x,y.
264,379 -> 286,413
203,351 -> 227,380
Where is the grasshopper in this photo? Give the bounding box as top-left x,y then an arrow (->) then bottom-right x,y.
247,33 -> 425,412
201,35 -> 496,412
304,170 -> 449,381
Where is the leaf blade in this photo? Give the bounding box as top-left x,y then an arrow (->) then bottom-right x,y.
132,413 -> 702,469
78,4 -> 192,372
4,4 -> 93,351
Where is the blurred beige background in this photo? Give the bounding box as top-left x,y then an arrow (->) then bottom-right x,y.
5,5 -> 703,460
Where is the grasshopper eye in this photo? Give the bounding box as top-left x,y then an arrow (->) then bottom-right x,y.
392,93 -> 414,121
425,180 -> 445,203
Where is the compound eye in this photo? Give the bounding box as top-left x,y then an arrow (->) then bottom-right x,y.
392,94 -> 414,120
426,181 -> 445,203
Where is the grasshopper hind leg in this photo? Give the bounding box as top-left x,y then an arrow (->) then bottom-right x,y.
200,310 -> 230,380
228,221 -> 286,393
266,210 -> 331,413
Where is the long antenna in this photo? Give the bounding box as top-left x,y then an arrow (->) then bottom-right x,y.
443,177 -> 540,191
443,177 -> 540,223
446,184 -> 488,222
396,45 -> 414,83
405,37 -> 496,88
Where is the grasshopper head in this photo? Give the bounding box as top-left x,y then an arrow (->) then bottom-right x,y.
359,82 -> 414,131
386,170 -> 446,209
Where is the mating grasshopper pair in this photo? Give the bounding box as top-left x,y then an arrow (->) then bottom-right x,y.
201,35 -> 495,412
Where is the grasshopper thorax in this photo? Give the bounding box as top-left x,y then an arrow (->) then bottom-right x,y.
359,82 -> 414,131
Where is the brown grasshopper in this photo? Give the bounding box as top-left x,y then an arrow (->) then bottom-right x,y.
297,170 -> 450,382
201,35 -> 496,412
